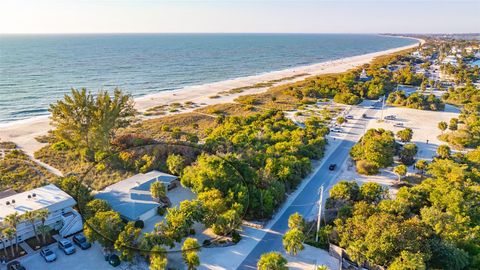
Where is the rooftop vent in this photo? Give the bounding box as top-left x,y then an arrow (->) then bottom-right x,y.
28,195 -> 32,199
11,199 -> 15,204
5,201 -> 10,206
32,193 -> 36,197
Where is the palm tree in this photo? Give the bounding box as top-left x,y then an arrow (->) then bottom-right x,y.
0,223 -> 7,257
4,213 -> 21,253
23,211 -> 40,243
3,228 -> 16,257
37,225 -> 51,246
35,209 -> 50,245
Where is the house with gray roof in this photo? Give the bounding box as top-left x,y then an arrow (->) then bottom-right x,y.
95,170 -> 179,221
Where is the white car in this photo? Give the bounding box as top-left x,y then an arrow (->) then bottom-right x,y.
331,127 -> 343,133
393,123 -> 404,127
40,248 -> 57,262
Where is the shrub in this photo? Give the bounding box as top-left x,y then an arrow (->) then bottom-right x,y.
232,231 -> 241,244
189,228 -> 196,235
356,160 -> 379,175
157,206 -> 166,216
134,219 -> 144,229
202,239 -> 211,246
50,141 -> 69,151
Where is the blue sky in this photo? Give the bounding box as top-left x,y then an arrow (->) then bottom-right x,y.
1,0 -> 479,34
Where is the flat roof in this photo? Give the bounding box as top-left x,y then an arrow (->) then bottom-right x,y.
105,170 -> 177,193
0,184 -> 76,221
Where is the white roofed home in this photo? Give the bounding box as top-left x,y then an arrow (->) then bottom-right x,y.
95,170 -> 179,222
0,184 -> 83,248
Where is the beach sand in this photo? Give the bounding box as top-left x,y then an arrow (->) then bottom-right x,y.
0,38 -> 422,157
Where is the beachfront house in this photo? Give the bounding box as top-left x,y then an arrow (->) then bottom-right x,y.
95,170 -> 179,222
0,184 -> 83,248
358,69 -> 372,82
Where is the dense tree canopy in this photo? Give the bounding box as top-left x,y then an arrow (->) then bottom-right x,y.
328,149 -> 480,269
350,128 -> 396,174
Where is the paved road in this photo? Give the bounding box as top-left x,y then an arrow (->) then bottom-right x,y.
238,104 -> 376,269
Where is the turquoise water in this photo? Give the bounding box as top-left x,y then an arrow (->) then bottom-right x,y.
0,34 -> 416,123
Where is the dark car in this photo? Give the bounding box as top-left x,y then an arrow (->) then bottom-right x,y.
108,254 -> 121,267
329,164 -> 337,171
73,234 -> 92,250
7,261 -> 26,270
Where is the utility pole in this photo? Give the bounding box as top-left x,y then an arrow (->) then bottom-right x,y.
315,185 -> 324,242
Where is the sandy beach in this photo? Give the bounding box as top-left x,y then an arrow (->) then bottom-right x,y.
0,38 -> 422,157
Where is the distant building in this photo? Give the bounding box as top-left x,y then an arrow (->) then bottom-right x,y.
0,184 -> 83,248
442,55 -> 458,66
95,171 -> 179,221
358,69 -> 372,82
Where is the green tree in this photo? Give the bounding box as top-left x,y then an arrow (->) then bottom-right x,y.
3,227 -> 16,257
438,121 -> 448,134
414,159 -> 428,175
84,211 -> 124,251
336,116 -> 346,125
393,165 -> 407,182
329,181 -> 360,202
399,143 -> 418,165
449,118 -> 458,131
22,211 -> 41,243
49,88 -> 135,152
283,228 -> 305,255
288,212 -> 305,231
166,154 -> 186,175
37,225 -> 51,246
396,128 -> 413,143
150,181 -> 167,203
184,252 -> 200,270
360,182 -> 387,203
436,145 -> 451,159
84,199 -> 111,219
257,252 -> 288,270
182,238 -> 201,270
150,245 -> 167,270
4,213 -> 21,252
389,251 -> 426,270
114,222 -> 141,261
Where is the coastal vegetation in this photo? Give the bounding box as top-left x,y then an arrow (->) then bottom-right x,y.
440,83 -> 480,148
350,128 -> 396,175
321,149 -> 480,269
386,90 -> 445,111
0,141 -> 57,191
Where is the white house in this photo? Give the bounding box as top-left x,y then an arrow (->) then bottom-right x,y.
95,171 -> 179,222
0,184 -> 83,248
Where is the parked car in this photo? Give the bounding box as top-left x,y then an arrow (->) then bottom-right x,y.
331,127 -> 342,133
108,254 -> 121,267
393,123 -> 404,127
329,164 -> 337,171
40,248 -> 57,262
367,105 -> 375,109
58,239 -> 76,255
7,261 -> 26,270
346,115 -> 354,119
384,115 -> 396,120
73,234 -> 92,250
362,114 -> 367,118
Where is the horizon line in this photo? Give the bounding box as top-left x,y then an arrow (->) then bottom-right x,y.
1,32 -> 479,35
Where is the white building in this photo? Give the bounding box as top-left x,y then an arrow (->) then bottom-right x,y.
0,184 -> 83,248
95,171 -> 179,221
442,55 -> 458,66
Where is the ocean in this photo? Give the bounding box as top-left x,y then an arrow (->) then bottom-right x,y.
0,34 -> 416,124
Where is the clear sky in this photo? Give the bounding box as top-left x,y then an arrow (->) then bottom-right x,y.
1,0 -> 479,34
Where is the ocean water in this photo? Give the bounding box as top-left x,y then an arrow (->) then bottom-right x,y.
0,34 -> 416,124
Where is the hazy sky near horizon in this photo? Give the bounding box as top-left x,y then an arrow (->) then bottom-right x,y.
1,0 -> 479,34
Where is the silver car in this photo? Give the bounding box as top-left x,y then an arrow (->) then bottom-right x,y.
40,248 -> 57,262
58,239 -> 76,255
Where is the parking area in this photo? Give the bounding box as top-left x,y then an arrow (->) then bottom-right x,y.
17,237 -> 123,270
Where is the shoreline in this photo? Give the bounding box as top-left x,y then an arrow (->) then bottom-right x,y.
0,37 -> 422,156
